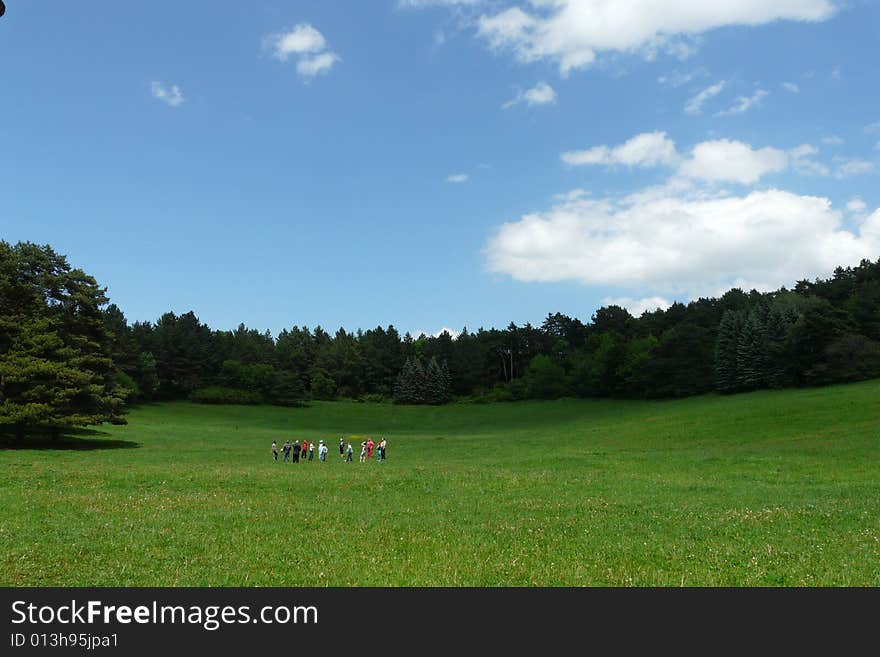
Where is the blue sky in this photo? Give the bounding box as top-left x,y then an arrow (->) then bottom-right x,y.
2,0 -> 879,336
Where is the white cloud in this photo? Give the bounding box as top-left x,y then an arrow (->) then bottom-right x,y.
503,81 -> 557,109
834,159 -> 876,179
523,81 -> 557,106
562,131 -> 679,168
446,173 -> 469,183
781,81 -> 800,93
684,81 -> 726,115
411,327 -> 463,339
150,81 -> 185,107
270,24 -> 327,60
554,188 -> 589,202
296,51 -> 340,78
485,187 -> 880,300
474,1 -> 835,75
847,198 -> 867,214
717,88 -> 769,116
265,23 -> 340,79
658,68 -> 706,87
790,144 -> 830,176
678,139 -> 787,184
602,296 -> 671,316
822,135 -> 844,146
865,121 -> 880,134
562,133 -> 794,184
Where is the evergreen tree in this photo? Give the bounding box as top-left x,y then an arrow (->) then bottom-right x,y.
137,352 -> 160,400
715,310 -> 741,393
764,308 -> 791,388
394,357 -> 441,404
736,310 -> 768,391
0,242 -> 128,438
269,369 -> 307,406
424,357 -> 448,404
393,358 -> 410,404
439,360 -> 452,400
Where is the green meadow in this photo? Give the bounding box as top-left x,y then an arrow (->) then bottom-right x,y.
2,380 -> 879,586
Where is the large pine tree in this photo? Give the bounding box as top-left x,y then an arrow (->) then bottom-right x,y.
0,242 -> 127,438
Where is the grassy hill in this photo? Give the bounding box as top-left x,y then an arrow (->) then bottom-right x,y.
2,380 -> 879,586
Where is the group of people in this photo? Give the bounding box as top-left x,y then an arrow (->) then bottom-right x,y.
271,436 -> 388,464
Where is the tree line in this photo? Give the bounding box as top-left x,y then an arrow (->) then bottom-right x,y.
3,240 -> 880,437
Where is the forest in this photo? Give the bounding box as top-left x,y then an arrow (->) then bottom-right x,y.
3,239 -> 880,438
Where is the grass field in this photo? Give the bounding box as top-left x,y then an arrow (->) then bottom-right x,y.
2,380 -> 879,586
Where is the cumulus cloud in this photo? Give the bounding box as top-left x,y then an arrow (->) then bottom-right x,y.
716,89 -> 769,116
562,131 -> 679,168
411,327 -> 463,339
296,52 -> 340,77
602,296 -> 671,316
562,129 -> 866,188
446,173 -> 469,183
684,81 -> 726,115
847,198 -> 867,214
485,187 -> 880,300
781,81 -> 800,93
474,1 -> 835,75
265,24 -> 340,79
563,133 -> 789,185
151,81 -> 185,107
502,81 -> 557,109
678,139 -> 787,184
270,24 -> 327,59
822,135 -> 844,146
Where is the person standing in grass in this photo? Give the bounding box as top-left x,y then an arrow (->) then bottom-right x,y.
292,440 -> 301,464
271,440 -> 278,462
302,440 -> 309,462
339,437 -> 345,459
366,438 -> 375,460
379,436 -> 387,461
360,441 -> 367,463
309,441 -> 315,462
376,439 -> 383,463
346,442 -> 353,462
282,440 -> 291,463
319,440 -> 328,462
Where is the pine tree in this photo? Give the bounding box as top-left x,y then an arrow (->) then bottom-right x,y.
439,360 -> 452,402
0,242 -> 128,439
137,352 -> 160,400
394,357 -> 448,404
425,358 -> 445,404
764,308 -> 790,388
714,310 -> 741,393
736,310 -> 768,391
394,358 -> 419,404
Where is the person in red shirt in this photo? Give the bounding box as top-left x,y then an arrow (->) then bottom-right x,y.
366,438 -> 375,459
